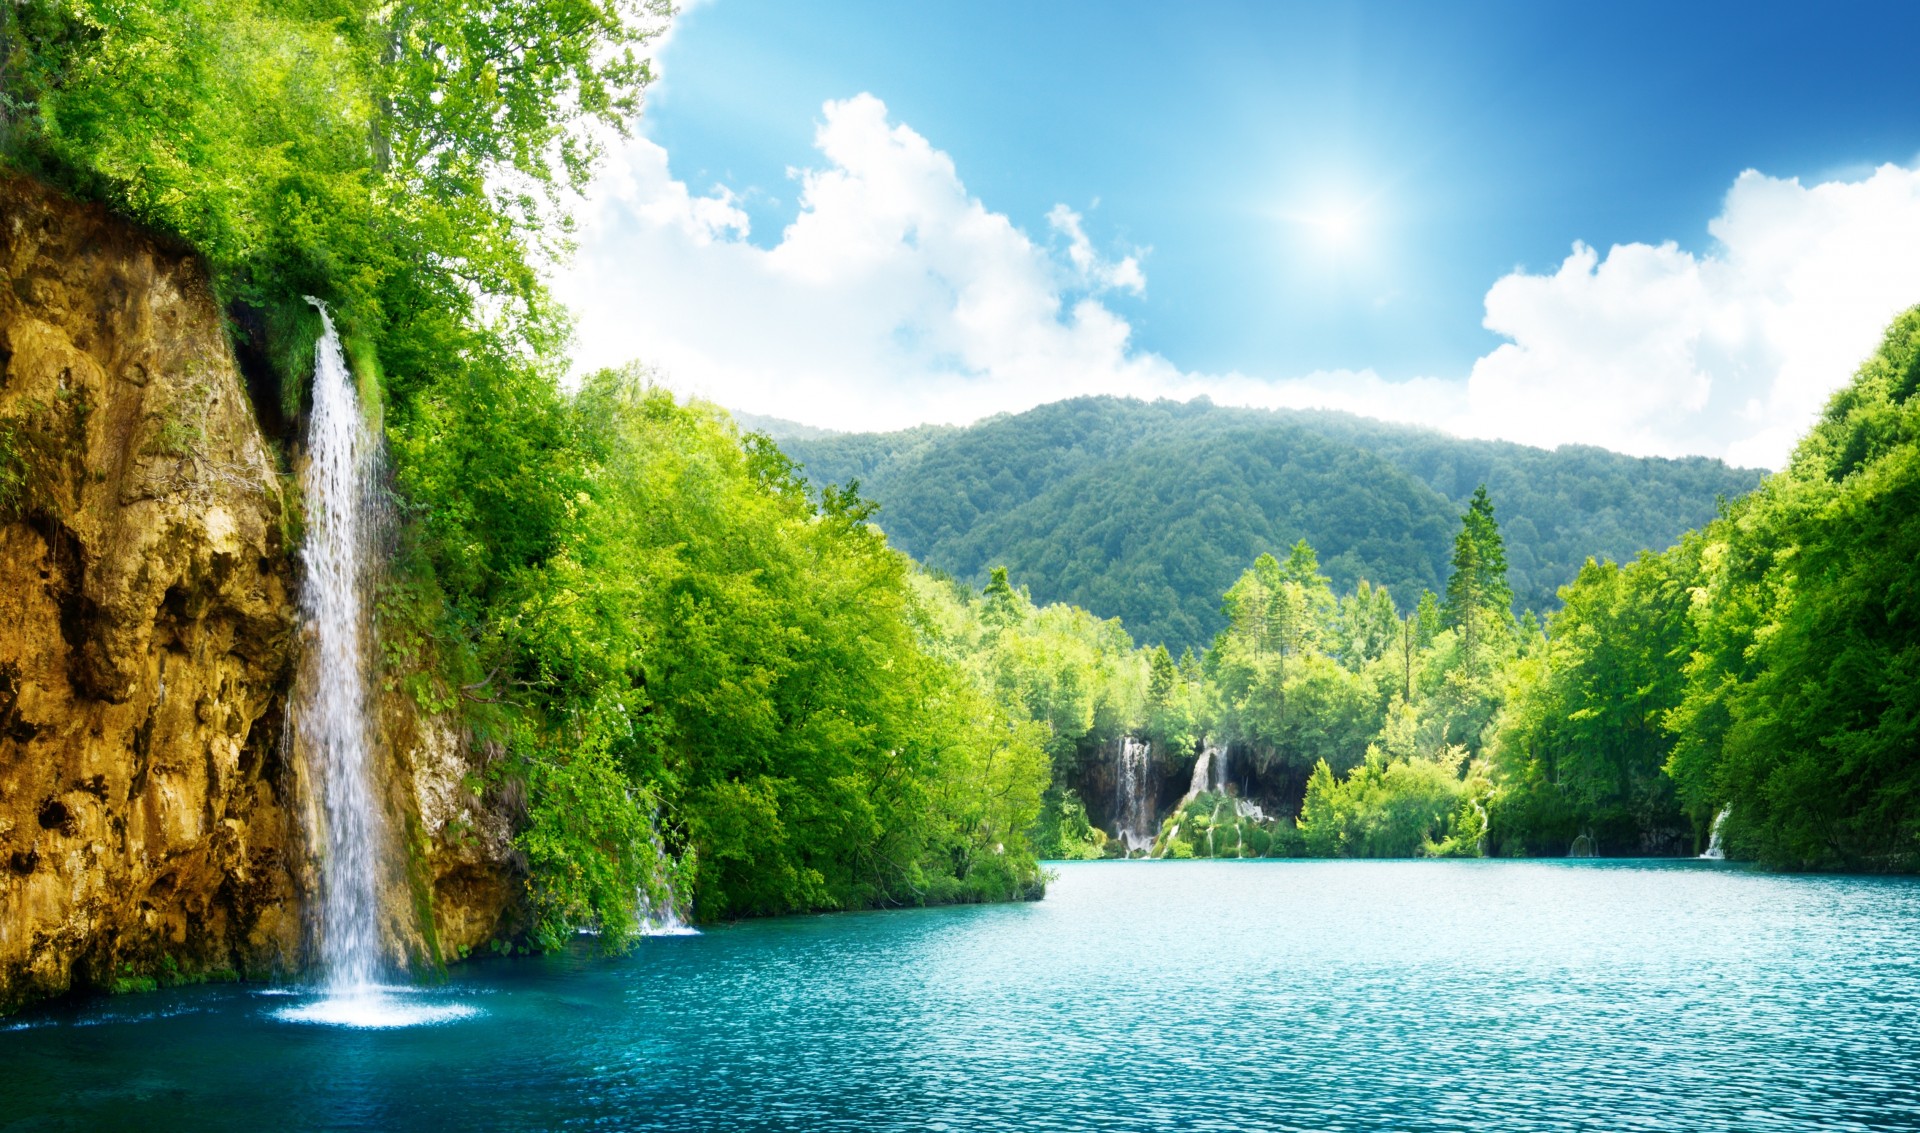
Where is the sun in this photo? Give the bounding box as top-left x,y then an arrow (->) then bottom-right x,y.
1305,206 -> 1361,247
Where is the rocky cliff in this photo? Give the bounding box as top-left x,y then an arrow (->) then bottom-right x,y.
0,176 -> 518,1014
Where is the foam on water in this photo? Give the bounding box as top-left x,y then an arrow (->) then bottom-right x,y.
639,922 -> 701,938
273,987 -> 479,1029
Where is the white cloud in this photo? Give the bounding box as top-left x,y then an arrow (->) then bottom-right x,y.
1466,164 -> 1920,466
560,94 -> 1184,429
557,93 -> 1920,468
1047,204 -> 1146,295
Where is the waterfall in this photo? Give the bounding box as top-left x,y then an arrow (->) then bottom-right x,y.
1699,807 -> 1731,860
1113,737 -> 1156,857
277,303 -> 471,1028
1187,744 -> 1214,799
1213,744 -> 1231,794
638,821 -> 699,936
299,300 -> 386,992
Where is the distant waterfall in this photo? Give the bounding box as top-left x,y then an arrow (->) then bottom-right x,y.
1212,744 -> 1231,794
1187,744 -> 1215,799
1699,807 -> 1731,860
1113,737 -> 1156,857
297,301 -> 387,993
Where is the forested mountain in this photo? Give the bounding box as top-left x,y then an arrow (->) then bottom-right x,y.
753,399 -> 1763,650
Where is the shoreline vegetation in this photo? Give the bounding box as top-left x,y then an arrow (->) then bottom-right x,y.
0,0 -> 1914,987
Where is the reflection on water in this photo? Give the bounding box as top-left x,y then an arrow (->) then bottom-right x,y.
4,860 -> 1919,1132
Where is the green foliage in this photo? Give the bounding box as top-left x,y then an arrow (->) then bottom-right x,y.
499,374 -> 1052,926
911,567 -> 1170,764
1478,307 -> 1920,871
1444,485 -> 1515,669
517,734 -> 657,950
1488,545 -> 1697,857
771,396 -> 1761,651
1414,590 -> 1442,646
1029,788 -> 1108,860
1297,728 -> 1489,859
1208,547 -> 1397,780
2,0 -> 663,340
1665,310 -> 1920,870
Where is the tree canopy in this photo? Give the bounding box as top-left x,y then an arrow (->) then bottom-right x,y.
768,397 -> 1762,651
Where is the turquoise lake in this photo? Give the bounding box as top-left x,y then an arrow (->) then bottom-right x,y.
4,859 -> 1918,1131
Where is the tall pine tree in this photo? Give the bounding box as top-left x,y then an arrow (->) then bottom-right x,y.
1444,485 -> 1514,667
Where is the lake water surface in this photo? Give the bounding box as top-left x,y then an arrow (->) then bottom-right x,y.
4,860 -> 1918,1131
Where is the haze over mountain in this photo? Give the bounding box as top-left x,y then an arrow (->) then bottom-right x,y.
750,397 -> 1764,651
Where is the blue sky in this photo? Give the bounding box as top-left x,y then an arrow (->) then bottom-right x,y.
557,1 -> 1920,465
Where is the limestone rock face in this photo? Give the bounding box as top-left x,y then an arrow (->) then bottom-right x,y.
0,177 -> 303,1012
384,697 -> 520,962
0,177 -> 522,1014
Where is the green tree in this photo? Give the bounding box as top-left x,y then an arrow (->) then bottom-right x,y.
1414,589 -> 1443,647
1487,544 -> 1699,857
1444,485 -> 1514,669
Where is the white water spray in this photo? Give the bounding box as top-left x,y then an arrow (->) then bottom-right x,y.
1700,806 -> 1731,860
277,303 -> 471,1029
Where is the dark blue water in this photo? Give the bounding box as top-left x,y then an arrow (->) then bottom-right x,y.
4,860 -> 1919,1131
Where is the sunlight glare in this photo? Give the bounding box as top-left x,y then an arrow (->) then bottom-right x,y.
1306,205 -> 1361,248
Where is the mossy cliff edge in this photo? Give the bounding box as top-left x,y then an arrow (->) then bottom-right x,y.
0,177 -> 516,1015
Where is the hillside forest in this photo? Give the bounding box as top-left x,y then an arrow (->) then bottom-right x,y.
0,0 -> 1913,964
946,311 -> 1920,872
763,398 -> 1763,652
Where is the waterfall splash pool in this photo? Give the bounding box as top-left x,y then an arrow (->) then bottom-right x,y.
4,860 -> 1918,1131
270,985 -> 481,1029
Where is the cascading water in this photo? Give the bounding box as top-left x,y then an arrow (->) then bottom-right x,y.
1699,807 -> 1731,860
1212,744 -> 1231,795
1187,744 -> 1215,799
638,822 -> 699,937
301,301 -> 384,993
278,301 -> 470,1028
1113,737 -> 1156,857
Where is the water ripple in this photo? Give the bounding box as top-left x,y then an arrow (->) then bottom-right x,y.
3,861 -> 1918,1131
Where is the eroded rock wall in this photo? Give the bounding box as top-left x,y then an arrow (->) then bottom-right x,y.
384,695 -> 520,962
0,177 -> 303,1011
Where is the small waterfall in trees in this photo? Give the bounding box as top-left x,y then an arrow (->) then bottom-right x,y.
1212,744 -> 1231,794
638,821 -> 699,936
1113,737 -> 1157,857
279,302 -> 469,1028
1700,807 -> 1731,860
